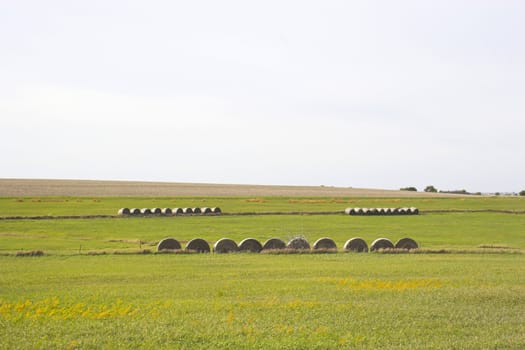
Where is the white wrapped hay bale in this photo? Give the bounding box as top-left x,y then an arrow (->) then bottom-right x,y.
118,208 -> 130,216
409,207 -> 419,215
201,207 -> 212,214
172,208 -> 184,215
161,208 -> 172,215
151,208 -> 162,215
344,208 -> 357,215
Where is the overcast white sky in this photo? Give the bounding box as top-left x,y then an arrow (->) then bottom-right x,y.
1,0 -> 524,192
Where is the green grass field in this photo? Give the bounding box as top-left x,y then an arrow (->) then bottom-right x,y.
1,213 -> 525,254
1,254 -> 524,349
2,196 -> 525,216
1,196 -> 524,349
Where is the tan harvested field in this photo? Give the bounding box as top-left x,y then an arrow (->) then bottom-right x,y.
0,179 -> 458,197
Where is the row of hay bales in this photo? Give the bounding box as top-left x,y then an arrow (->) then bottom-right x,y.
157,237 -> 418,253
345,207 -> 419,215
118,207 -> 222,216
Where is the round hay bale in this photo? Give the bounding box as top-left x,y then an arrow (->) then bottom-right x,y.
211,207 -> 222,214
344,208 -> 357,215
157,237 -> 182,251
343,237 -> 369,252
172,208 -> 184,215
370,238 -> 395,251
393,208 -> 402,215
161,208 -> 172,215
151,208 -> 162,215
213,238 -> 238,253
353,208 -> 363,215
192,207 -> 202,214
368,208 -> 379,215
186,238 -> 210,253
409,207 -> 419,215
287,237 -> 310,250
140,208 -> 152,215
130,208 -> 141,215
262,238 -> 286,250
395,237 -> 419,249
380,208 -> 391,215
182,208 -> 193,214
118,208 -> 130,216
238,238 -> 263,253
385,208 -> 395,215
201,207 -> 212,214
312,237 -> 337,250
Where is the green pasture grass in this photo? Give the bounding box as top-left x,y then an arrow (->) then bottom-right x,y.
1,196 -> 525,216
1,196 -> 524,348
1,212 -> 524,254
0,254 -> 523,349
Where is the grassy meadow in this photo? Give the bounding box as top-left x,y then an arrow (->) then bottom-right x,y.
1,195 -> 525,348
1,195 -> 525,216
1,212 -> 525,254
1,254 -> 524,349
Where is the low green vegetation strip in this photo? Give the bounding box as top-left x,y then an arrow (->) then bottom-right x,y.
0,215 -> 115,220
0,212 -> 345,220
1,254 -> 523,349
2,209 -> 525,221
2,196 -> 525,216
1,212 -> 524,255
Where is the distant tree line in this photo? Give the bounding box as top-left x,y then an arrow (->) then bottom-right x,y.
401,185 -> 525,196
439,189 -> 482,195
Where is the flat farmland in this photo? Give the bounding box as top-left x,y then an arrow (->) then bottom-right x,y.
1,254 -> 524,349
0,179 -> 461,197
0,181 -> 524,348
1,195 -> 525,254
1,213 -> 525,255
2,195 -> 525,217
